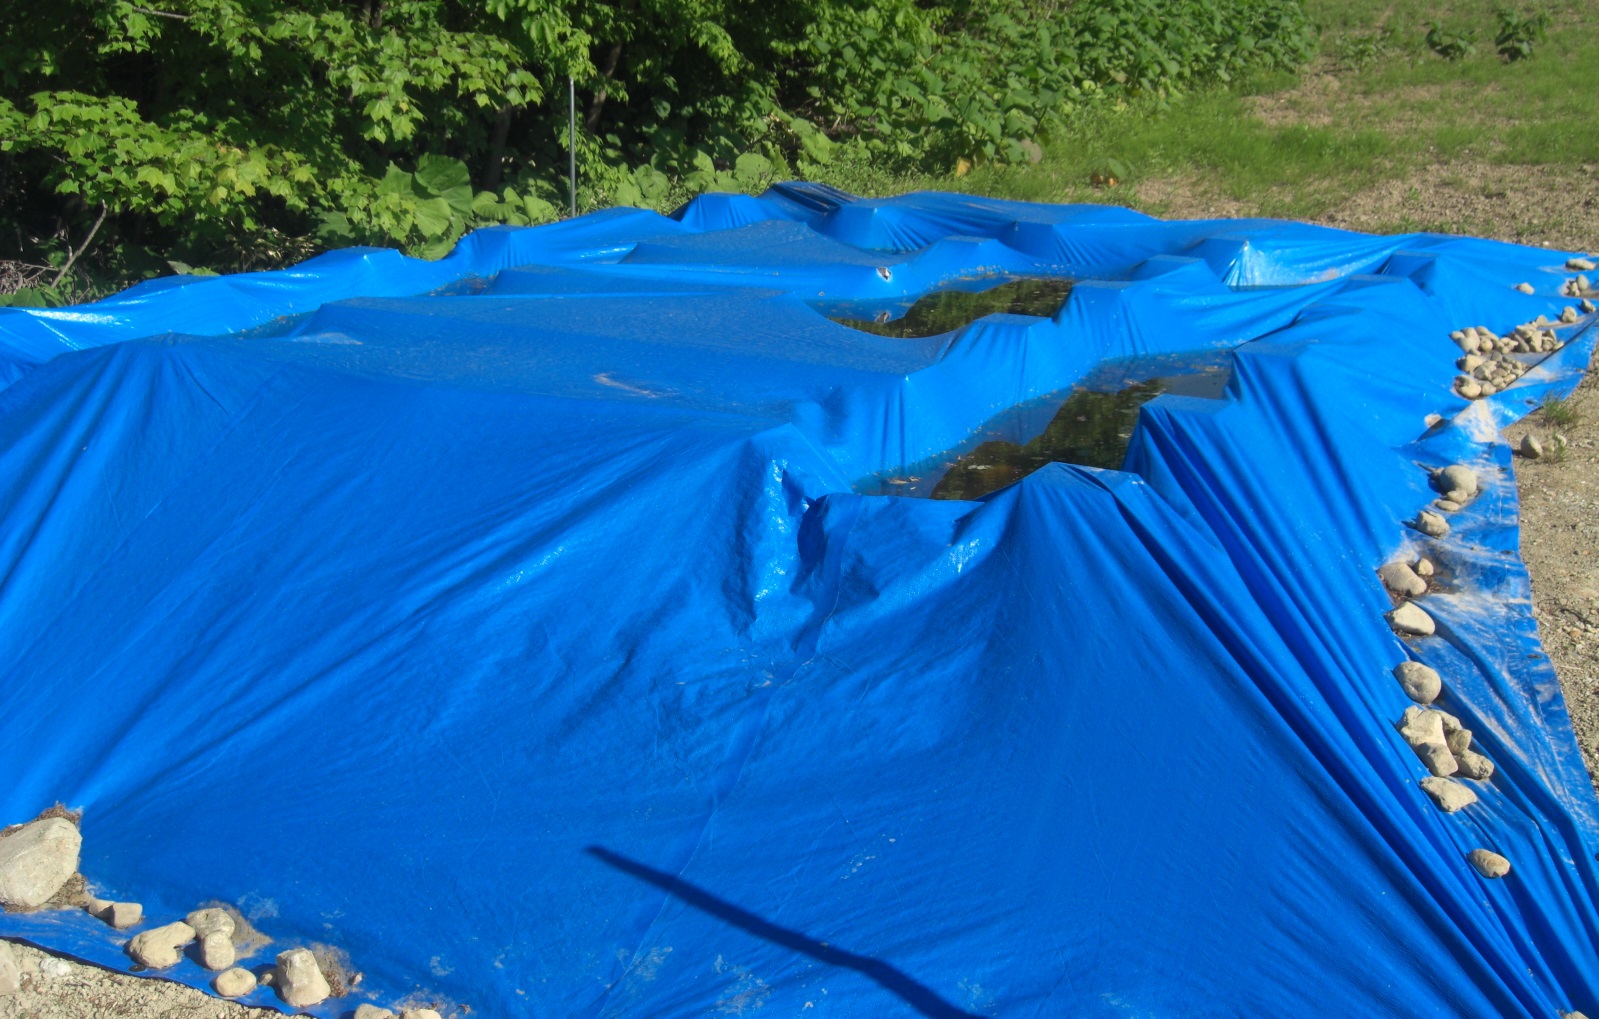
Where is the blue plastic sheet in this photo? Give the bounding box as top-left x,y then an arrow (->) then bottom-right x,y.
1,185 -> 1597,1018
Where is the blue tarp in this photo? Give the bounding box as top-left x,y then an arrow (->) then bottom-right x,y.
1,184 -> 1597,1018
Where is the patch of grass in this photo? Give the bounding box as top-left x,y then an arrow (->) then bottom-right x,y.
1543,394 -> 1581,429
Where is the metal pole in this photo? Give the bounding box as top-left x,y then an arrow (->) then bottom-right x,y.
568,76 -> 578,217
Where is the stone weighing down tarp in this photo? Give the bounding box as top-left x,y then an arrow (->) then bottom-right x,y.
0,184 -> 1596,1017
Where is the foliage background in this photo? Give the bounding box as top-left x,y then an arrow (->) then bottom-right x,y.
0,0 -> 1314,304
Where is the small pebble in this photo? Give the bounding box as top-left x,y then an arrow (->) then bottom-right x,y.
1515,282 -> 1535,294
1562,306 -> 1580,324
213,967 -> 258,998
1456,378 -> 1483,399
1413,511 -> 1450,538
1393,661 -> 1442,703
39,957 -> 71,978
275,948 -> 332,1008
1521,434 -> 1544,459
1434,499 -> 1461,512
1458,354 -> 1485,372
1420,775 -> 1478,812
126,921 -> 196,969
401,1010 -> 444,1019
1414,557 -> 1434,577
1423,413 -> 1442,428
1568,257 -> 1597,272
1467,848 -> 1511,878
1583,298 -> 1596,314
354,1006 -> 398,1019
1387,601 -> 1436,637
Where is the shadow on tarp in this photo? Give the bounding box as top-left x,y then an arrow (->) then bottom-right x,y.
586,846 -> 982,1019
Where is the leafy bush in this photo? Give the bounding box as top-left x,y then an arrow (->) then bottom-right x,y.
0,0 -> 1316,299
1425,22 -> 1478,60
1494,8 -> 1551,61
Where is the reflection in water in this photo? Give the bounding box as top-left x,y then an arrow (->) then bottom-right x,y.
862,353 -> 1233,500
822,276 -> 1073,338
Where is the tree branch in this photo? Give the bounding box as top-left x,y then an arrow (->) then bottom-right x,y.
585,41 -> 625,133
130,5 -> 193,20
53,205 -> 109,289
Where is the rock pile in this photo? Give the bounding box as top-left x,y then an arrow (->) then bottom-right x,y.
1450,302 -> 1591,401
0,806 -> 467,1012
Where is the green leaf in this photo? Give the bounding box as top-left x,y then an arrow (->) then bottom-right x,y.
414,154 -> 472,196
412,196 -> 455,238
733,152 -> 772,184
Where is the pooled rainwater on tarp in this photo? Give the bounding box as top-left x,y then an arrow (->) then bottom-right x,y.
0,186 -> 1597,1019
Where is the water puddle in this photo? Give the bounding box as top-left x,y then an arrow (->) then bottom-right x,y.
860,352 -> 1232,500
820,276 -> 1072,338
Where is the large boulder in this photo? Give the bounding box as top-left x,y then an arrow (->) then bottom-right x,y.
0,818 -> 81,910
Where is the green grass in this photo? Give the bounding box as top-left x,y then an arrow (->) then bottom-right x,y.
822,0 -> 1599,231
1543,394 -> 1581,429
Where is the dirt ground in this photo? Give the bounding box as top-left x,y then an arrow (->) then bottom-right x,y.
1506,372 -> 1599,784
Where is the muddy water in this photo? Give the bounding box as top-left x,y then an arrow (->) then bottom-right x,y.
821,276 -> 1073,338
861,353 -> 1233,500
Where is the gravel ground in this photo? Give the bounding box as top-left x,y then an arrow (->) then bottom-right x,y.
1506,366 -> 1599,786
0,938 -> 273,1019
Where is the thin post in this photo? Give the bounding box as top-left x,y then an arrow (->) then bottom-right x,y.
568,76 -> 578,217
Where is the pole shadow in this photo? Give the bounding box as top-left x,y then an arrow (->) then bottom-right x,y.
585,845 -> 985,1019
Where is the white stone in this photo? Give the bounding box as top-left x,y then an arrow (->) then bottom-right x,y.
1468,848 -> 1511,877
1568,257 -> 1596,271
1393,661 -> 1442,703
85,897 -> 143,929
401,1010 -> 444,1019
1458,354 -> 1485,372
0,818 -> 82,910
1515,282 -> 1535,294
354,1006 -> 398,1019
1378,561 -> 1428,598
213,967 -> 258,998
1413,511 -> 1450,538
126,921 -> 196,969
275,948 -> 332,1008
1414,557 -> 1435,578
1456,748 -> 1496,781
39,957 -> 70,978
1583,298 -> 1596,313
0,940 -> 18,996
1387,602 -> 1436,637
1434,499 -> 1461,513
1420,776 -> 1478,812
1439,713 -> 1472,756
198,931 -> 236,971
1522,434 -> 1544,459
1397,707 -> 1457,776
1562,306 -> 1580,323
185,907 -> 235,940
